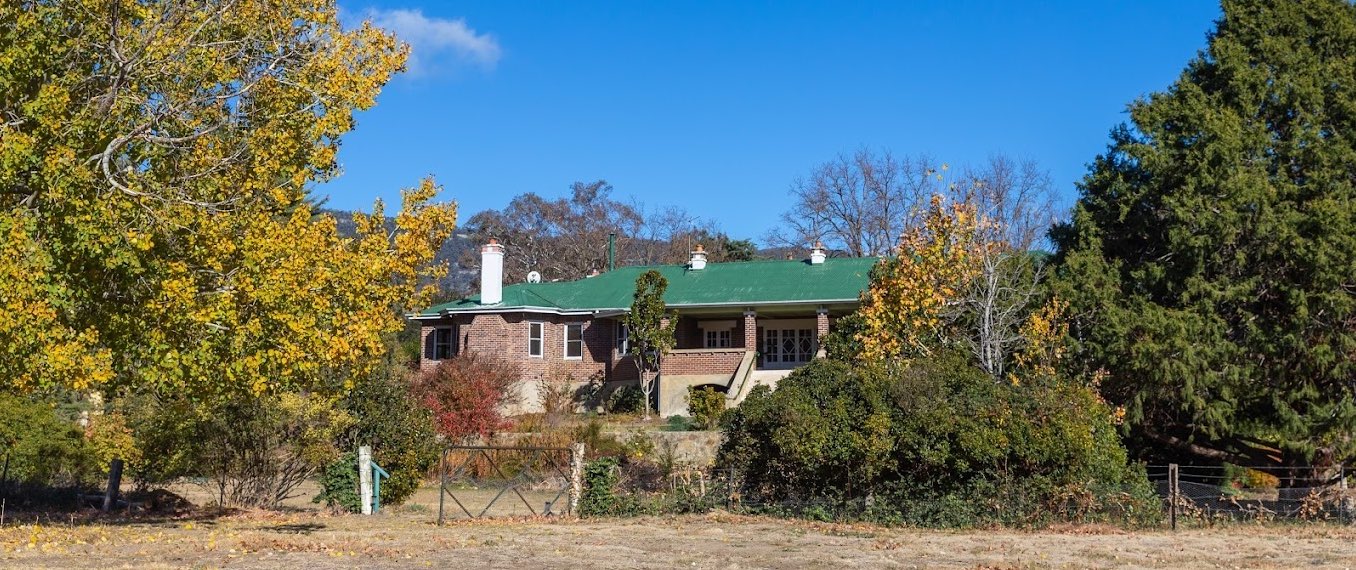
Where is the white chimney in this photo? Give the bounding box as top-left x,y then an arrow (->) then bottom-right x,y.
809,241 -> 826,265
480,238 -> 504,305
689,244 -> 708,270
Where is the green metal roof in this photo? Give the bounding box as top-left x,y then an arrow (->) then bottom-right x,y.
416,257 -> 878,317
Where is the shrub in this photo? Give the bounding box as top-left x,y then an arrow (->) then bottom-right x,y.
127,391 -> 353,508
1223,463 -> 1280,490
579,457 -> 626,516
606,385 -> 644,415
331,364 -> 439,507
413,353 -> 520,442
664,415 -> 694,432
819,311 -> 867,362
539,369 -> 578,420
717,354 -> 1159,527
84,411 -> 142,480
685,386 -> 726,430
0,393 -> 95,491
313,451 -> 361,513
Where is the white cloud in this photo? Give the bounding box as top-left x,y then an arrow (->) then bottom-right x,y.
364,8 -> 501,75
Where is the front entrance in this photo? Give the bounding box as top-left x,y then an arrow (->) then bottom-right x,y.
760,326 -> 815,368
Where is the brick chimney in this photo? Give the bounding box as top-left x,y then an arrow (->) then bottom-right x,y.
480,238 -> 504,305
689,243 -> 708,270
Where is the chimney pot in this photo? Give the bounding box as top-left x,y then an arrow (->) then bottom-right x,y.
690,244 -> 708,270
810,241 -> 827,265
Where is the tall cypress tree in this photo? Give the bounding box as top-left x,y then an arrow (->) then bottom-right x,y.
1053,0 -> 1356,470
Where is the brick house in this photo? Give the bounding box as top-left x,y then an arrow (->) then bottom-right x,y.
410,240 -> 875,416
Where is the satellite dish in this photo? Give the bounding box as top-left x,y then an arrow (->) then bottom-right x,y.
526,271 -> 542,283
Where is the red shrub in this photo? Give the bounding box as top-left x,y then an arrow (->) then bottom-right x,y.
413,353 -> 520,442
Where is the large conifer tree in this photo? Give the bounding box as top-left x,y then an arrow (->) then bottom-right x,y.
1053,0 -> 1356,469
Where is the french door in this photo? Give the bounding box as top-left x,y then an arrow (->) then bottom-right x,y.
762,327 -> 815,366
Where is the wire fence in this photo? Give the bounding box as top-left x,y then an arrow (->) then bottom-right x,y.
572,459 -> 1356,528
575,461 -> 1163,528
1147,464 -> 1353,526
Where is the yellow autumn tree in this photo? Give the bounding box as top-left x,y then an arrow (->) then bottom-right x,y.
0,212 -> 113,392
0,1 -> 455,400
856,195 -> 986,361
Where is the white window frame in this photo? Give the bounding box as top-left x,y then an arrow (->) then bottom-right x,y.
432,326 -> 457,360
527,321 -> 544,358
617,321 -> 630,355
564,322 -> 584,360
704,329 -> 731,348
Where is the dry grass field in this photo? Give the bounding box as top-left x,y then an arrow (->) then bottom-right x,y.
3,502 -> 1355,569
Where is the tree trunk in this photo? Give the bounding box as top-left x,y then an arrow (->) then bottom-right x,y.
640,369 -> 652,420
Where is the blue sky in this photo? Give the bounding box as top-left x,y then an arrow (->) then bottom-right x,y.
322,1 -> 1222,244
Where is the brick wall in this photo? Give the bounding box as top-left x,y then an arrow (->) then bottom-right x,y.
672,317 -> 702,349
660,348 -> 746,376
420,313 -> 630,383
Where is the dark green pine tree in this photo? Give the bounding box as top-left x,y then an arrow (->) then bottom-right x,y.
1052,0 -> 1356,471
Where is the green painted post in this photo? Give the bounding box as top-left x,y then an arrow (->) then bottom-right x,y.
371,462 -> 390,514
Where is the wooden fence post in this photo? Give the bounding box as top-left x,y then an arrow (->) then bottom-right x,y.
568,442 -> 585,516
1168,463 -> 1179,531
359,446 -> 373,515
102,458 -> 124,513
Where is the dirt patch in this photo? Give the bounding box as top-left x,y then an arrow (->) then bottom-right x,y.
3,508 -> 1354,569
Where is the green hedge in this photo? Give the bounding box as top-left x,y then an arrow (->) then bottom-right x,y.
717,355 -> 1160,527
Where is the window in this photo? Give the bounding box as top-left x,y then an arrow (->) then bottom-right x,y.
617,321 -> 629,354
564,323 -> 584,359
527,322 -> 544,358
432,327 -> 456,360
699,320 -> 736,349
704,329 -> 731,348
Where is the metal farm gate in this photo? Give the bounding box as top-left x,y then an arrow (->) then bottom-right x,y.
437,444 -> 584,524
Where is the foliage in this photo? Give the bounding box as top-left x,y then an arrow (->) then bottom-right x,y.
127,391 -> 353,508
847,190 -> 1055,384
1222,463 -> 1280,491
538,367 -> 580,420
717,356 -> 1159,527
0,1 -> 461,512
0,0 -> 455,400
855,196 -> 985,361
313,451 -> 361,513
567,419 -> 654,460
1050,0 -> 1356,467
578,457 -> 627,516
719,237 -> 758,262
624,270 -> 678,419
0,393 -> 94,489
333,363 -> 438,507
820,311 -> 867,361
0,213 -> 112,393
84,411 -> 142,480
686,386 -> 726,430
414,353 -> 520,443
606,385 -> 645,415
665,415 -> 695,432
